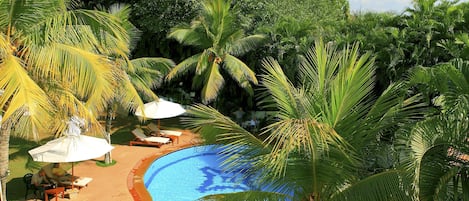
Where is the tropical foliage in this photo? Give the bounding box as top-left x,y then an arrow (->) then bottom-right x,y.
234,0 -> 349,82
0,0 -> 132,198
184,40 -> 425,200
336,0 -> 469,91
127,0 -> 199,59
7,0 -> 469,200
402,59 -> 469,200
102,4 -> 175,163
166,0 -> 265,104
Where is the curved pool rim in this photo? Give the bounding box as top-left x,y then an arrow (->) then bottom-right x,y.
127,143 -> 196,201
143,144 -> 260,200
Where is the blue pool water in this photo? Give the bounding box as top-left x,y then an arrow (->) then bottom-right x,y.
144,145 -> 256,201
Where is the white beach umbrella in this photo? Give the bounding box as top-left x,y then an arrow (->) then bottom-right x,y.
28,116 -> 114,188
29,115 -> 112,163
134,99 -> 186,130
134,99 -> 186,119
28,134 -> 114,163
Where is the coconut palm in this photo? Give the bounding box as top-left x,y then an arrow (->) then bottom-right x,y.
166,0 -> 265,104
0,0 -> 131,198
402,59 -> 469,200
183,40 -> 424,200
101,4 -> 175,164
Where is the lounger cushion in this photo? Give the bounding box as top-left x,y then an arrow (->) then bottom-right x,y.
144,136 -> 171,144
132,128 -> 170,144
160,130 -> 182,136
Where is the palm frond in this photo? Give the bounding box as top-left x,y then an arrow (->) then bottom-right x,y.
398,113 -> 469,199
115,70 -> 148,112
168,25 -> 211,47
227,34 -> 266,56
0,33 -> 7,56
37,43 -> 116,114
166,0 -> 260,104
107,3 -> 140,51
200,62 -> 224,104
409,65 -> 445,92
182,104 -> 297,199
29,42 -> 114,105
128,57 -> 174,87
258,57 -> 298,118
342,82 -> 426,149
70,9 -> 128,45
223,54 -> 258,85
299,40 -> 341,93
258,55 -> 355,179
184,104 -> 265,148
183,104 -> 268,171
202,0 -> 233,40
41,83 -> 106,137
328,44 -> 375,127
196,49 -> 211,75
198,190 -> 290,201
0,0 -> 59,33
330,170 -> 411,201
409,60 -> 469,113
166,53 -> 201,81
21,6 -> 128,55
421,164 -> 458,201
0,54 -> 53,140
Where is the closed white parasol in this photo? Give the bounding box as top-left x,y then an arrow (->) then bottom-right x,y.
28,116 -> 113,188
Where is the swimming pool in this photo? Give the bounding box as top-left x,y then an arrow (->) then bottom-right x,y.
144,145 -> 257,201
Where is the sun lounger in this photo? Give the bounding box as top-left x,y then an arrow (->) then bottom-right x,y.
130,128 -> 171,147
72,177 -> 93,188
160,130 -> 183,144
147,123 -> 159,134
61,177 -> 93,188
146,123 -> 183,144
160,130 -> 182,136
146,123 -> 182,137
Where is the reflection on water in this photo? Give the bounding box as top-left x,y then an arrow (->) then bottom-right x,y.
198,166 -> 253,193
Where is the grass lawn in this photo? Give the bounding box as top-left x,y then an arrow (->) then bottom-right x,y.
7,113 -> 186,200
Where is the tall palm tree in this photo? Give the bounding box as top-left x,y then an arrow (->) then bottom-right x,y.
166,0 -> 265,104
101,4 -> 175,164
402,59 -> 469,200
183,40 -> 424,200
0,0 -> 130,198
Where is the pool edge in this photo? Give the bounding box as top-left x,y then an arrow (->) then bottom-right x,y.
128,134 -> 199,201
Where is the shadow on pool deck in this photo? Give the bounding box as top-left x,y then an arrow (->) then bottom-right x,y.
25,130 -> 200,201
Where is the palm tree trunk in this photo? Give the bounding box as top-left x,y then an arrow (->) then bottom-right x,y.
0,117 -> 12,201
104,104 -> 114,164
460,171 -> 469,201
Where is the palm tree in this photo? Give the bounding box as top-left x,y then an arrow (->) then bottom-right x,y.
166,0 -> 265,104
101,4 -> 175,164
0,0 -> 130,198
183,40 -> 424,200
402,59 -> 469,200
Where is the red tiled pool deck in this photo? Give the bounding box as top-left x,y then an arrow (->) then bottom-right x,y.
40,130 -> 200,201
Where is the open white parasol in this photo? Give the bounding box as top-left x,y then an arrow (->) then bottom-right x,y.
134,99 -> 186,119
134,99 -> 186,130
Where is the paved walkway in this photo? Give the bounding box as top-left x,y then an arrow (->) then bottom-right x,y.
30,130 -> 199,201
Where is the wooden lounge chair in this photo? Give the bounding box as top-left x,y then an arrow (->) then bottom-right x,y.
147,123 -> 183,144
160,130 -> 182,144
146,123 -> 160,134
129,128 -> 171,147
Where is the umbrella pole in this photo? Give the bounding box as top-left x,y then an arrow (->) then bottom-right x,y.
158,119 -> 161,135
71,163 -> 74,189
